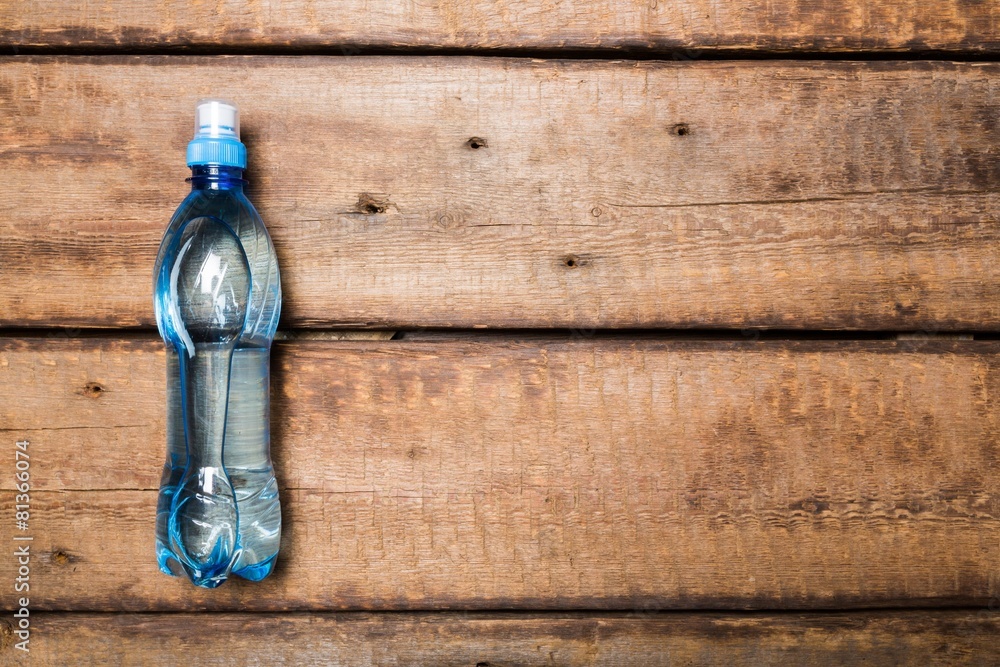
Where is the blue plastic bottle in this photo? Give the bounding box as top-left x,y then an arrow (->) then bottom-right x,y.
153,100 -> 282,588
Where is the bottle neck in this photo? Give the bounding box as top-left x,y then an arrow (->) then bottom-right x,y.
188,165 -> 245,192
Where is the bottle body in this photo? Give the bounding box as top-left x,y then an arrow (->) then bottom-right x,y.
154,170 -> 282,587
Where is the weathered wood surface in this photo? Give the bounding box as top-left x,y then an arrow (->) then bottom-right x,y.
5,611 -> 1000,666
1,1 -> 999,53
1,337 -> 998,611
3,58 -> 1000,330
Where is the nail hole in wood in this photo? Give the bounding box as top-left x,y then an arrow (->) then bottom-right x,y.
672,123 -> 691,137
51,549 -> 73,565
466,137 -> 488,150
0,618 -> 14,651
355,193 -> 393,215
84,382 -> 104,398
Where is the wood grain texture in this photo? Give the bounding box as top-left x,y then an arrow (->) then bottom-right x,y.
1,1 -> 999,53
1,337 -> 998,611
5,611 -> 1000,666
3,57 -> 1000,330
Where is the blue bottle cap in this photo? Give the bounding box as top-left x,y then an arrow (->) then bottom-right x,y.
186,99 -> 247,168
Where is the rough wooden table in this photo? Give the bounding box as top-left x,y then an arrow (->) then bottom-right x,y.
2,2 -> 1000,665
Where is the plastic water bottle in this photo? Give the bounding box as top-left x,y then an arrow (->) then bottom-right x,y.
153,100 -> 282,588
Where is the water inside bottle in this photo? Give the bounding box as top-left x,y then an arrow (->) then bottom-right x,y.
157,346 -> 281,583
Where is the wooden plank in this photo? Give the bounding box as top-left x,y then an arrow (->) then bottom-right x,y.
2,58 -> 1000,331
7,611 -> 1000,666
1,337 -> 999,611
2,2 -> 999,53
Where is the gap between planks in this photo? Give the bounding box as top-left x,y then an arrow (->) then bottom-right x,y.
8,45 -> 1000,61
0,328 -> 981,343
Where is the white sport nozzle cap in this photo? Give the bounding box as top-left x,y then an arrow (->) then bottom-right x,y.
194,99 -> 240,139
